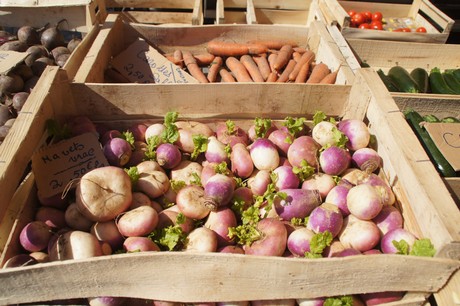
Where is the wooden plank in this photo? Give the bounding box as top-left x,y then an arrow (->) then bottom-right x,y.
254,8 -> 309,25
434,266 -> 460,306
121,11 -> 195,25
105,0 -> 197,9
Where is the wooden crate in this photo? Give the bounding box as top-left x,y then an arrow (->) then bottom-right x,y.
0,64 -> 459,305
0,0 -> 106,34
216,0 -> 312,25
345,38 -> 460,208
310,0 -> 454,43
72,13 -> 355,86
104,0 -> 204,25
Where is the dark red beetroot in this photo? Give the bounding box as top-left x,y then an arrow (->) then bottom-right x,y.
274,189 -> 321,221
243,218 -> 287,257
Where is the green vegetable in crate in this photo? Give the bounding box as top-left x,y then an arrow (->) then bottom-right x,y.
410,68 -> 429,93
447,68 -> 460,82
429,67 -> 457,95
422,114 -> 440,123
404,109 -> 457,177
441,116 -> 460,123
441,70 -> 460,94
377,69 -> 401,92
388,66 -> 419,93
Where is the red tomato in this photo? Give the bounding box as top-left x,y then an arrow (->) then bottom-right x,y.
370,20 -> 383,30
372,11 -> 383,22
401,27 -> 412,32
393,28 -> 403,32
416,26 -> 427,33
359,23 -> 371,30
352,13 -> 366,26
348,10 -> 357,17
363,11 -> 373,22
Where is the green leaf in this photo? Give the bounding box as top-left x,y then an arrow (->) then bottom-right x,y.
324,296 -> 353,306
214,161 -> 230,175
291,217 -> 308,227
144,135 -> 161,160
190,172 -> 202,186
282,116 -> 306,138
122,131 -> 135,148
228,223 -> 261,246
254,117 -> 272,139
191,134 -> 208,161
331,127 -> 348,149
393,239 -> 410,255
292,160 -> 315,182
304,231 -> 333,258
45,119 -> 72,140
170,179 -> 186,193
224,144 -> 232,158
313,111 -> 327,126
161,111 -> 179,144
410,238 -> 436,257
233,176 -> 246,188
226,119 -> 236,135
148,213 -> 187,251
125,167 -> 139,186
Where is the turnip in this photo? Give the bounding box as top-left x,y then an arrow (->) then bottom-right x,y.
156,143 -> 182,169
251,299 -> 296,306
100,129 -> 122,146
183,227 -> 218,252
273,166 -> 300,190
216,120 -> 249,147
67,115 -> 98,138
48,230 -> 103,261
129,191 -> 154,210
201,161 -> 227,187
268,129 -> 292,156
287,227 -> 315,257
380,228 -> 417,254
339,215 -> 380,252
301,173 -> 336,200
331,248 -> 362,257
136,161 -> 170,199
243,218 -> 287,257
103,137 -> 132,167
360,173 -> 396,206
91,220 -> 124,250
232,186 -> 254,212
88,296 -> 128,306
323,239 -> 346,258
230,143 -> 254,179
176,184 -> 210,219
204,173 -> 235,211
170,160 -> 203,185
125,141 -> 148,167
217,302 -> 249,306
307,203 -> 343,238
319,146 -> 351,176
65,202 -> 93,231
359,291 -> 404,305
145,123 -> 165,142
29,251 -> 50,263
127,123 -> 147,141
274,189 -> 321,221
351,147 -> 381,173
35,206 -> 66,229
372,205 -> 403,237
325,184 -> 351,216
157,209 -> 194,234
204,207 -> 237,247
247,170 -> 271,196
76,166 -> 132,222
175,121 -> 214,154
249,138 -> 279,171
218,245 -> 245,254
347,184 -> 383,220
205,136 -> 229,163
363,249 -> 382,255
312,120 -> 346,147
3,254 -> 38,268
116,206 -> 158,237
287,136 -> 320,168
337,119 -> 370,151
247,119 -> 277,141
296,298 -> 325,306
123,236 -> 160,252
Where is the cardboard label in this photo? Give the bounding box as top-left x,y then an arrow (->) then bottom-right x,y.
111,39 -> 198,84
424,122 -> 460,171
31,133 -> 109,198
0,51 -> 28,74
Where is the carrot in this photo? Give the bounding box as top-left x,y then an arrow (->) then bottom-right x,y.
273,45 -> 294,72
182,50 -> 209,83
252,55 -> 271,81
276,59 -> 297,83
319,69 -> 339,84
194,52 -> 215,66
293,47 -> 308,54
294,61 -> 311,83
289,50 -> 315,81
226,57 -> 253,82
219,68 -> 236,82
306,62 -> 330,84
164,53 -> 181,66
207,40 -> 268,57
248,40 -> 298,50
292,51 -> 302,63
207,56 -> 223,83
173,50 -> 184,68
268,53 -> 277,72
266,71 -> 278,82
240,55 -> 265,82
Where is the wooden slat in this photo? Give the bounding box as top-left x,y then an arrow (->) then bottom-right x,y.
254,8 -> 308,25
105,0 -> 196,9
434,270 -> 460,306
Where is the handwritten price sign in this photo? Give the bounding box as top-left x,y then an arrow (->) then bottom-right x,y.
425,122 -> 460,171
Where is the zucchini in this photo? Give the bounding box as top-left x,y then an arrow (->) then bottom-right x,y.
441,116 -> 460,123
423,114 -> 440,123
441,70 -> 460,94
410,68 -> 429,93
429,67 -> 457,95
388,66 -> 420,93
377,69 -> 401,92
404,109 -> 457,177
449,68 -> 460,82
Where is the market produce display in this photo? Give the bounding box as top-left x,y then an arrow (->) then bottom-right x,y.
5,111 -> 438,304
347,9 -> 427,33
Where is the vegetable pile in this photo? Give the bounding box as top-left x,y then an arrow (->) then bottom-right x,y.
5,111 -> 436,305
0,20 -> 82,144
347,10 -> 427,33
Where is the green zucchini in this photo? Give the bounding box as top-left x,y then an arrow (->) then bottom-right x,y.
388,66 -> 420,93
441,116 -> 460,123
429,67 -> 457,95
377,69 -> 401,92
410,68 -> 429,93
449,68 -> 460,82
404,109 -> 457,177
423,114 -> 440,123
441,70 -> 460,94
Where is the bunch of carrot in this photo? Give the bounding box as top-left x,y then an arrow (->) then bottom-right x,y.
164,40 -> 339,84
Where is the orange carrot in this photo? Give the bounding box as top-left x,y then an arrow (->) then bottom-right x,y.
207,56 -> 223,83
268,53 -> 277,72
182,50 -> 209,83
173,50 -> 184,68
293,47 -> 308,54
266,71 -> 278,82
292,51 -> 301,63
219,68 -> 236,82
295,61 -> 311,83
273,45 -> 294,72
164,53 -> 181,66
276,59 -> 297,83
226,57 -> 253,82
253,55 -> 271,81
207,40 -> 268,57
289,50 -> 315,81
240,55 -> 265,82
194,52 -> 215,66
248,40 -> 298,50
306,62 -> 330,84
319,69 -> 339,84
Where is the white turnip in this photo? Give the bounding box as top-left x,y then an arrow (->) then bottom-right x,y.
339,215 -> 380,252
29,251 -> 49,263
218,245 -> 245,254
136,160 -> 170,199
273,166 -> 300,190
372,205 -> 403,237
359,292 -> 404,305
347,184 -> 383,220
127,123 -> 147,141
116,206 -> 159,237
331,248 -> 362,257
157,209 -> 194,234
230,143 -> 254,179
156,143 -> 182,169
35,206 -> 66,229
91,220 -> 124,250
325,184 -> 351,216
287,136 -> 320,168
170,160 -> 203,185
319,146 -> 351,176
145,123 -> 165,142
204,207 -> 237,247
129,191 -> 154,210
301,173 -> 336,200
351,147 -> 381,173
3,254 -> 38,268
268,129 -> 292,156
287,227 -> 315,257
204,173 -> 235,211
243,218 -> 287,257
65,202 -> 93,231
337,119 -> 370,151
274,189 -> 321,221
48,230 -> 103,261
248,170 -> 271,196
307,203 -> 343,238
176,184 -> 210,219
296,298 -> 325,306
88,296 -> 128,306
183,227 -> 218,252
205,136 -> 229,164
123,236 -> 161,252
216,121 -> 249,147
175,121 -> 214,153
380,228 -> 417,254
100,129 -> 122,146
360,173 -> 396,206
312,120 -> 343,147
249,138 -> 280,171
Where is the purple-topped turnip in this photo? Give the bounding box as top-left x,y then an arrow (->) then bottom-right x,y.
274,188 -> 321,221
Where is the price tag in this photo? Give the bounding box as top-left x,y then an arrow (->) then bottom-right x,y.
31,133 -> 109,198
0,51 -> 28,74
424,122 -> 460,171
111,38 -> 199,84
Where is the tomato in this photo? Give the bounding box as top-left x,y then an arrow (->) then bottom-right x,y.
416,26 -> 427,33
401,27 -> 412,32
352,13 -> 366,26
363,11 -> 373,22
372,11 -> 383,22
393,28 -> 403,32
370,20 -> 383,30
359,23 -> 371,30
348,10 -> 357,17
